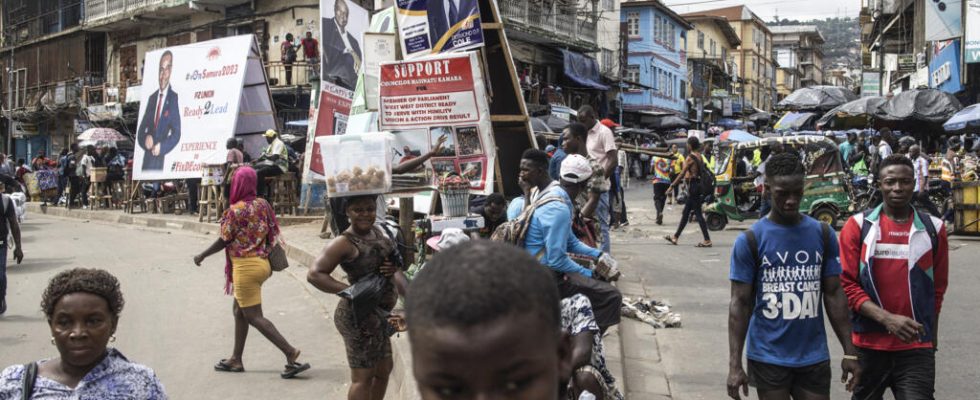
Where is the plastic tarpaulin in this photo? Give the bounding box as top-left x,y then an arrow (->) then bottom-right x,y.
560,49 -> 610,90
875,88 -> 963,123
776,86 -> 858,111
774,112 -> 818,131
815,96 -> 886,128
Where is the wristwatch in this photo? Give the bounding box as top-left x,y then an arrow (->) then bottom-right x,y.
842,355 -> 859,361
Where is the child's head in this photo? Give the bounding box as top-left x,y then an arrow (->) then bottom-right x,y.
406,241 -> 571,399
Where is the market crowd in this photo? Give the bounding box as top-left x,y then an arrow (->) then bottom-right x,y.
0,105 -> 972,400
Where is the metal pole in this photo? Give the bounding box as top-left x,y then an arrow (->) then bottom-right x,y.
7,32 -> 13,156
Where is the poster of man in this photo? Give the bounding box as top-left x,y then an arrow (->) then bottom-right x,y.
457,157 -> 485,189
396,0 -> 485,58
320,0 -> 369,90
137,50 -> 181,171
391,129 -> 430,165
454,126 -> 483,156
429,126 -> 456,157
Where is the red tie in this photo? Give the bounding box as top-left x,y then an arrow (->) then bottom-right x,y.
154,94 -> 163,127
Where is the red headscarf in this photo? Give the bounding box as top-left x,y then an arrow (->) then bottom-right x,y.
229,166 -> 258,204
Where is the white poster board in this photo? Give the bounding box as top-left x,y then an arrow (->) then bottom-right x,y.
967,0 -> 980,64
378,51 -> 495,194
396,0 -> 485,59
134,35 -> 274,180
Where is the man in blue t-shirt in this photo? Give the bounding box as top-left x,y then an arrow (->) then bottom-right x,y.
727,152 -> 861,400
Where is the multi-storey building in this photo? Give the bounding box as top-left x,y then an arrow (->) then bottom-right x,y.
620,0 -> 692,116
685,5 -> 775,112
681,13 -> 740,123
769,24 -> 824,99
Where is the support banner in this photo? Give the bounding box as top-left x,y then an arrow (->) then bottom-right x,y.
378,52 -> 495,194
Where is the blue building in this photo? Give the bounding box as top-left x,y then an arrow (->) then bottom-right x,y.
621,1 -> 692,116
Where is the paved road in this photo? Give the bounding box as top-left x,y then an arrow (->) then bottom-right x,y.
613,180 -> 980,399
0,215 -> 351,399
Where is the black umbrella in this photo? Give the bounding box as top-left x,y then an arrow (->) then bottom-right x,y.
748,112 -> 773,123
650,115 -> 690,130
530,117 -> 552,133
876,88 -> 963,123
815,96 -> 886,128
777,86 -> 858,112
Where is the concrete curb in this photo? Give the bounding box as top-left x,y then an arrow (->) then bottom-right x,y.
616,276 -> 673,399
25,203 -> 422,400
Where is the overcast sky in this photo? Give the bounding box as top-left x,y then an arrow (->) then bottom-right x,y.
667,0 -> 858,22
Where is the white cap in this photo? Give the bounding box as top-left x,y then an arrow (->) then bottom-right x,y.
426,228 -> 470,251
560,154 -> 593,183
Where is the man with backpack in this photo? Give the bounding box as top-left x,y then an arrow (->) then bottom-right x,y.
505,150 -> 621,332
0,187 -> 24,314
727,152 -> 861,400
839,154 -> 948,399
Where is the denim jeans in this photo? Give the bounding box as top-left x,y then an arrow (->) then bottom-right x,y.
597,192 -> 611,253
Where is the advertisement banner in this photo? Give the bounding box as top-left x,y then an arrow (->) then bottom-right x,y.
320,0 -> 370,90
308,83 -> 354,181
378,52 -> 495,194
924,0 -> 962,41
929,39 -> 963,93
396,0 -> 485,59
967,0 -> 980,63
134,35 -> 259,180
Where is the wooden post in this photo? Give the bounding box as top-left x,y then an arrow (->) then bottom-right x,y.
399,197 -> 415,261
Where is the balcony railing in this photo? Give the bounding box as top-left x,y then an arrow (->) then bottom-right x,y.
498,0 -> 598,48
265,61 -> 318,88
85,0 -> 183,24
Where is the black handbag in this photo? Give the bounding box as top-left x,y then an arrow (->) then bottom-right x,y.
338,273 -> 389,326
21,362 -> 37,400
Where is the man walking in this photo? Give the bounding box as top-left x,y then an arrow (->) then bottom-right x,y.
562,123 -> 609,238
651,153 -> 672,225
518,150 -> 621,331
576,106 -> 616,254
839,154 -> 948,400
728,152 -> 860,400
0,188 -> 24,314
908,145 -> 941,217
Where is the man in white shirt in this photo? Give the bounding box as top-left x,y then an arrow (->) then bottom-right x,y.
577,105 -> 616,253
908,145 -> 940,217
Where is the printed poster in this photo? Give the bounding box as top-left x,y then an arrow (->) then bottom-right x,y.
307,83 -> 354,180
379,52 -> 495,194
133,36 -> 259,180
321,0 -> 370,90
967,0 -> 980,63
396,0 -> 485,59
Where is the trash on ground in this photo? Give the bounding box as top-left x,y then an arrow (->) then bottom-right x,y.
621,296 -> 681,328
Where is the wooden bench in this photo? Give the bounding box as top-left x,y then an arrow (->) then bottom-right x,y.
265,173 -> 298,216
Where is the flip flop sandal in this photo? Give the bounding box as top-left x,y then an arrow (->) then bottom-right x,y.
663,235 -> 678,245
696,242 -> 713,248
214,359 -> 244,373
281,362 -> 311,379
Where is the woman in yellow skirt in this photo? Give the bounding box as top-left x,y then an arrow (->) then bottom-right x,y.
194,166 -> 310,378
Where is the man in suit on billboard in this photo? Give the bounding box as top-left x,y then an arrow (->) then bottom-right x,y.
321,0 -> 361,90
427,0 -> 480,51
137,50 -> 181,171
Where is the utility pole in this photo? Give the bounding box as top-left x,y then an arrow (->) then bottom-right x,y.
5,28 -> 13,156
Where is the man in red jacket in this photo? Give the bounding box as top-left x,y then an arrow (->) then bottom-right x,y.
839,154 -> 948,400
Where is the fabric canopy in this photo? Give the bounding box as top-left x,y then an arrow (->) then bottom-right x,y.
560,49 -> 610,90
875,88 -> 963,123
776,86 -> 858,112
944,104 -> 980,132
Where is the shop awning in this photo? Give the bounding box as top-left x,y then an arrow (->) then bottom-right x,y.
560,49 -> 610,91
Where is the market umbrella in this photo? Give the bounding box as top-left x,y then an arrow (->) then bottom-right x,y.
875,88 -> 963,123
716,118 -> 744,129
815,96 -> 886,129
650,115 -> 691,130
748,112 -> 773,123
776,86 -> 858,112
78,128 -> 127,142
719,129 -> 760,142
530,117 -> 553,133
774,112 -> 818,131
943,104 -> 980,132
538,115 -> 570,132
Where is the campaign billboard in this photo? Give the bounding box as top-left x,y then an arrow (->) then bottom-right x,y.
134,35 -> 272,180
967,0 -> 980,63
320,0 -> 370,90
378,52 -> 495,194
396,0 -> 485,59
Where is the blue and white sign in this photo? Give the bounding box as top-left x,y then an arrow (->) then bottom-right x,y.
924,0 -> 962,41
929,39 -> 963,93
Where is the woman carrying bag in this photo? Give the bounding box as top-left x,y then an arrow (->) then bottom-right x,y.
193,166 -> 309,378
308,194 -> 408,400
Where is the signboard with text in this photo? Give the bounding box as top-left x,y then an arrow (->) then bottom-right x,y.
396,0 -> 485,59
378,52 -> 495,194
929,39 -> 963,93
967,0 -> 980,63
134,35 -> 274,180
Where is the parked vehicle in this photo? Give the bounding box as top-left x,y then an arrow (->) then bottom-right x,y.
704,136 -> 854,230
